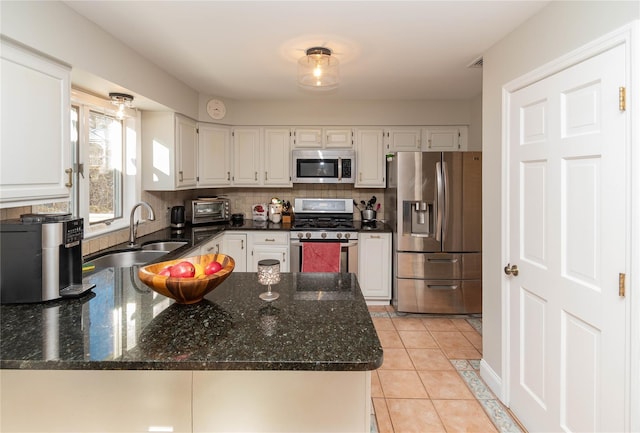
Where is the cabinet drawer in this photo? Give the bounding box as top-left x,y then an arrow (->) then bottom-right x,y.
250,232 -> 289,245
396,253 -> 481,279
397,279 -> 481,314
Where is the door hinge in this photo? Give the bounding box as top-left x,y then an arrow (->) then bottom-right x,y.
619,272 -> 626,297
619,87 -> 626,111
73,162 -> 85,179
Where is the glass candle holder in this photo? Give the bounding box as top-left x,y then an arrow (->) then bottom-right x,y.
257,259 -> 280,302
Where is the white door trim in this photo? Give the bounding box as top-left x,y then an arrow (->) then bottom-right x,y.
499,21 -> 639,431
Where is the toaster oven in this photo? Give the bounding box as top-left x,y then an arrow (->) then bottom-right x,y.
185,199 -> 230,224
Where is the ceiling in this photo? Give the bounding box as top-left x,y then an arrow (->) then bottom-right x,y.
64,1 -> 550,105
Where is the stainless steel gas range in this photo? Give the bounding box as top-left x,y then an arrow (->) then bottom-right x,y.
290,198 -> 358,274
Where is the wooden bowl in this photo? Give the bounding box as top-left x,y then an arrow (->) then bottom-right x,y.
138,254 -> 235,304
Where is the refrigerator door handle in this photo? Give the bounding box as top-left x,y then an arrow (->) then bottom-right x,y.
441,160 -> 449,242
435,161 -> 444,241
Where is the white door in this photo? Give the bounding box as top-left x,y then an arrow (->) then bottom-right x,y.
507,43 -> 628,432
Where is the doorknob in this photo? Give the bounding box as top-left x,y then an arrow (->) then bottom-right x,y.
504,263 -> 519,276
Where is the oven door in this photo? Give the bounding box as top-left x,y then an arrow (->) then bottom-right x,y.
192,201 -> 227,222
290,238 -> 358,276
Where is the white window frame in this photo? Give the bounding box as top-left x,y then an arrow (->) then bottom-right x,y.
71,89 -> 140,239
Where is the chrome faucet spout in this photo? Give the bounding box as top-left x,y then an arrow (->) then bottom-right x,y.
129,201 -> 156,246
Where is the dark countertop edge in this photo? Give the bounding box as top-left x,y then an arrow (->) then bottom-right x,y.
0,357 -> 383,372
84,220 -> 391,264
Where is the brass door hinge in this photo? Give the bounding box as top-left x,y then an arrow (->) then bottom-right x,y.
619,87 -> 626,111
619,273 -> 626,297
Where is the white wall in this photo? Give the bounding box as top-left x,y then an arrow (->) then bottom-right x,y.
481,0 -> 638,386
0,1 -> 199,118
197,95 -> 476,127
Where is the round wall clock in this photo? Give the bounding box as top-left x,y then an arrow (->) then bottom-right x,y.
206,99 -> 226,120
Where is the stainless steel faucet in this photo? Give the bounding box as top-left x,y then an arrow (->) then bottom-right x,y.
129,201 -> 156,246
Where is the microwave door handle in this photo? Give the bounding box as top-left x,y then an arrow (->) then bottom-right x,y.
338,157 -> 342,181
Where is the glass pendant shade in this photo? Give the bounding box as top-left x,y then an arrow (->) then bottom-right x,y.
298,47 -> 339,90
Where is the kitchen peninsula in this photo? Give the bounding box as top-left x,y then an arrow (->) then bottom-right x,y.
1,269 -> 382,432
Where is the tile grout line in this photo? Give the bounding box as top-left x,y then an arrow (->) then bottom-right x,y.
370,309 -> 524,433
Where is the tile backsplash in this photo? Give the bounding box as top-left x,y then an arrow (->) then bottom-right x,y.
1,185 -> 385,257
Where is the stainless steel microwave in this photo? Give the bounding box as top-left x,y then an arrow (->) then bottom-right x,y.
292,149 -> 356,184
185,198 -> 230,224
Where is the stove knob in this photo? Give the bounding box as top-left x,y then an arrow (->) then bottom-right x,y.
336,233 -> 343,239
305,232 -> 311,239
297,232 -> 304,239
321,232 -> 327,239
345,233 -> 351,239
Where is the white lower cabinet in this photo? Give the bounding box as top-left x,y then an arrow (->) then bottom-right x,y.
1,369 -> 370,433
358,232 -> 392,304
222,232 -> 247,272
192,370 -> 370,433
199,232 -> 223,256
248,231 -> 290,272
0,370 -> 192,433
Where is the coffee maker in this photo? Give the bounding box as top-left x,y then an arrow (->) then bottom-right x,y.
0,214 -> 94,304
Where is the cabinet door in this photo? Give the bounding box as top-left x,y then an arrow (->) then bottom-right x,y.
386,128 -> 421,151
251,245 -> 290,272
325,128 -> 353,148
355,129 -> 385,188
1,370 -> 192,433
200,234 -> 223,256
1,40 -> 71,206
358,233 -> 391,301
222,233 -> 247,272
198,124 -> 231,187
249,232 -> 290,272
176,115 -> 198,188
423,126 -> 468,151
263,129 -> 292,187
232,128 -> 261,185
292,128 -> 322,148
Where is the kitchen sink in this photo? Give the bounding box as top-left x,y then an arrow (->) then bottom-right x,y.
140,240 -> 189,252
86,250 -> 169,269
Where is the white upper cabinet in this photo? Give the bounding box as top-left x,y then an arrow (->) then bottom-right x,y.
385,128 -> 421,151
232,127 -> 262,185
1,40 -> 71,207
292,128 -> 322,148
142,112 -> 198,190
176,115 -> 198,188
197,123 -> 232,187
422,125 -> 469,151
325,128 -> 353,148
292,127 -> 353,148
355,129 -> 385,188
232,127 -> 291,187
263,128 -> 292,187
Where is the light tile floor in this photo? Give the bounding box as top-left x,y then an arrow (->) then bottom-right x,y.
369,305 -> 526,433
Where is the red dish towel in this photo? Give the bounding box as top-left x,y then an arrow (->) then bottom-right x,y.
302,242 -> 341,273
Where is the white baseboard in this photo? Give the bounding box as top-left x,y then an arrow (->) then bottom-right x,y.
480,359 -> 506,403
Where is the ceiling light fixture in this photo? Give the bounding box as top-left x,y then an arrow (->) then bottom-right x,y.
109,92 -> 134,120
298,47 -> 339,90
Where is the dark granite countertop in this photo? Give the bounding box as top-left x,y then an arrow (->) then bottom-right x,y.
1,272 -> 383,372
84,220 -> 391,265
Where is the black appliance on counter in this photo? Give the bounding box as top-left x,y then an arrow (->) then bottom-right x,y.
0,214 -> 95,304
170,205 -> 185,229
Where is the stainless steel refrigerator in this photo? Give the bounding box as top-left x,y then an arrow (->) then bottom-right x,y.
385,152 -> 482,314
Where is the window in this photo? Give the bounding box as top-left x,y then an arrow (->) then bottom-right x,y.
35,90 -> 139,238
87,110 -> 123,224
